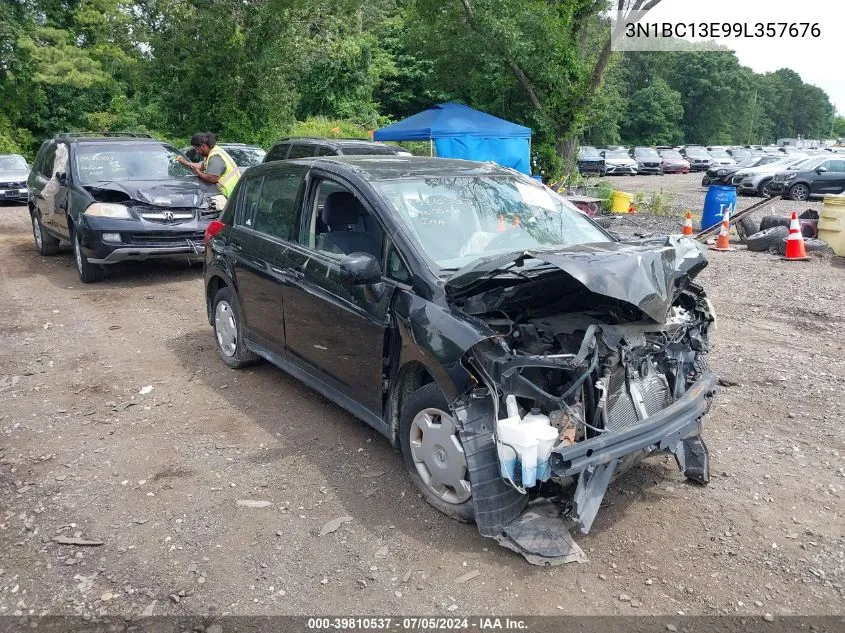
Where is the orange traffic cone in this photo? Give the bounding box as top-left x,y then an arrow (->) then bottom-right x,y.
497,215 -> 506,232
783,211 -> 810,261
682,212 -> 693,236
709,207 -> 733,252
628,203 -> 636,214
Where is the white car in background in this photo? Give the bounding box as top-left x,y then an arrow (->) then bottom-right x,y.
600,149 -> 638,175
707,147 -> 736,167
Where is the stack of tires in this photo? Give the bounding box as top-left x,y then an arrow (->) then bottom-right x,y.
743,215 -> 827,255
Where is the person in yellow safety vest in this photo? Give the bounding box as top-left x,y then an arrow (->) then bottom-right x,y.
176,132 -> 241,198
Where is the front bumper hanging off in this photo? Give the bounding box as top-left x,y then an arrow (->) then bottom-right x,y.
456,372 -> 717,566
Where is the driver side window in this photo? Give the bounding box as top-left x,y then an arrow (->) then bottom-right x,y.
299,179 -> 384,261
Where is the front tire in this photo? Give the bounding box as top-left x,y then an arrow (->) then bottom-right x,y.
212,286 -> 258,368
400,383 -> 474,523
32,212 -> 59,256
788,183 -> 810,202
73,228 -> 105,283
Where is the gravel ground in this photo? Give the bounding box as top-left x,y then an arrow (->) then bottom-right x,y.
1,192 -> 844,621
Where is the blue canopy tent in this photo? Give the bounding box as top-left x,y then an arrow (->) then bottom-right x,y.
373,102 -> 532,174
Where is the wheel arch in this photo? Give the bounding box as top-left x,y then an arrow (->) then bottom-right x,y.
387,360 -> 438,449
206,274 -> 229,325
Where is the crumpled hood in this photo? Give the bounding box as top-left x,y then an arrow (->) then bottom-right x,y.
0,169 -> 30,183
85,179 -> 219,207
446,236 -> 708,322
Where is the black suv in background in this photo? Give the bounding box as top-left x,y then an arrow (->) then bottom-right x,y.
768,155 -> 845,201
577,146 -> 606,175
630,147 -> 664,175
264,137 -> 411,162
27,133 -> 220,283
181,143 -> 266,169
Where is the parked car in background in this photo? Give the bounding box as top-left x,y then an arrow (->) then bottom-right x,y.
630,146 -> 664,175
702,154 -> 781,186
707,148 -> 736,167
577,146 -> 606,176
658,149 -> 690,174
182,143 -> 266,170
27,133 -> 220,282
264,137 -> 411,162
734,155 -> 807,196
600,149 -> 638,175
203,154 -> 716,561
767,155 -> 845,201
680,147 -> 712,171
727,148 -> 752,162
0,153 -> 30,202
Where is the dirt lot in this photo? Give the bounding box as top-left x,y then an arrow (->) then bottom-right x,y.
1,179 -> 844,620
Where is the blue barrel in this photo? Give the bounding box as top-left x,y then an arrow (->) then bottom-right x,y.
701,185 -> 737,230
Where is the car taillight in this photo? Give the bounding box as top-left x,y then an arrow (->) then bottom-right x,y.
204,220 -> 225,245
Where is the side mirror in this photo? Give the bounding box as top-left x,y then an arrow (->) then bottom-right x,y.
339,252 -> 382,286
599,151 -> 605,157
56,171 -> 67,184
816,166 -> 828,174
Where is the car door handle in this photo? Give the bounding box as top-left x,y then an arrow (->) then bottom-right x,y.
231,242 -> 243,253
286,267 -> 305,280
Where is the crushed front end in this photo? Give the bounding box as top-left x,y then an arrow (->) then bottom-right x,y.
447,237 -> 717,564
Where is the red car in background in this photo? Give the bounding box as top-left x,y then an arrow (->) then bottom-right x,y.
659,149 -> 691,174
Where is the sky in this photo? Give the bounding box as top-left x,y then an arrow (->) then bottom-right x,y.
619,0 -> 843,117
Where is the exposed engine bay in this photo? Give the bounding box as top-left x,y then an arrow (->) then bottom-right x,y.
446,237 -> 718,565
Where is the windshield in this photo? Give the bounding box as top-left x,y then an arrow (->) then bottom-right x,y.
659,150 -> 683,159
579,146 -> 600,158
735,157 -> 758,168
686,149 -> 709,158
789,157 -> 821,170
0,155 -> 28,170
226,147 -> 266,167
605,150 -> 630,159
710,150 -> 730,158
634,148 -> 659,157
74,144 -> 191,185
374,176 -> 610,269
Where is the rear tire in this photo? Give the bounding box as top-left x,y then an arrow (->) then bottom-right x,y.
757,178 -> 773,197
73,228 -> 105,283
31,212 -> 59,256
399,383 -> 474,523
212,286 -> 258,368
746,226 -> 789,252
736,216 -> 759,243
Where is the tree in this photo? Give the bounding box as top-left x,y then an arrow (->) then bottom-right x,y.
621,77 -> 682,145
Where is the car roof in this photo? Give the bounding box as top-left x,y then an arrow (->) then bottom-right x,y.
271,137 -> 394,149
250,155 -> 512,181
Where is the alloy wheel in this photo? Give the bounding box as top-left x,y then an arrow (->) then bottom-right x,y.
74,232 -> 84,274
789,184 -> 809,201
215,300 -> 238,357
32,216 -> 42,250
408,407 -> 471,505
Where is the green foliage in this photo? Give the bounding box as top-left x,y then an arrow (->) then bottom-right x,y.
293,117 -> 371,139
621,77 -> 683,146
0,0 -> 839,163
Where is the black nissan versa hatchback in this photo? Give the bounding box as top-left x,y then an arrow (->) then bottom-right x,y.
203,156 -> 717,563
28,133 -> 220,283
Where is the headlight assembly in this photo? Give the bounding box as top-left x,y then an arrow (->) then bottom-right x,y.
84,203 -> 132,219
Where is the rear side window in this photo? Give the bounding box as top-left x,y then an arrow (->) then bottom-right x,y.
249,166 -> 308,241
288,144 -> 316,159
265,143 -> 290,163
315,145 -> 338,156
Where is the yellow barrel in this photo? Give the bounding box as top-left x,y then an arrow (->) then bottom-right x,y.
818,194 -> 845,256
611,191 -> 633,213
